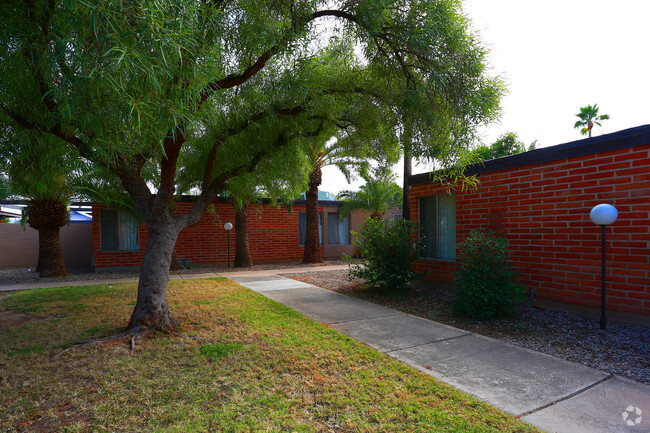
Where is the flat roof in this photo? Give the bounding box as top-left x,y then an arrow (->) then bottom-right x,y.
408,124 -> 650,186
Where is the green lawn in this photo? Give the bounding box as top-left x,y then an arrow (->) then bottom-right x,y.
0,279 -> 539,432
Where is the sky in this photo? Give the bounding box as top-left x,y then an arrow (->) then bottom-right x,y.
321,0 -> 650,194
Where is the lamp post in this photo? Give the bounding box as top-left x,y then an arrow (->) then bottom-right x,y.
589,204 -> 618,330
224,222 -> 233,268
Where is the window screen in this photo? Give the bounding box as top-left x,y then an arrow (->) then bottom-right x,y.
419,195 -> 456,259
327,213 -> 350,245
100,209 -> 140,251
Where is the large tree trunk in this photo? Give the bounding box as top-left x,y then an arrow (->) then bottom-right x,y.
128,218 -> 180,330
169,247 -> 182,271
234,205 -> 253,267
303,167 -> 323,263
27,199 -> 67,278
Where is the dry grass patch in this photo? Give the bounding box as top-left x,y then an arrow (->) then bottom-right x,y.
0,278 -> 539,432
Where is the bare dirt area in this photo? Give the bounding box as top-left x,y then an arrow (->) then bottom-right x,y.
0,310 -> 33,330
281,269 -> 650,384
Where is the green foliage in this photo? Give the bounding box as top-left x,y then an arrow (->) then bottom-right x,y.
223,144 -> 311,211
0,0 -> 502,208
348,218 -> 421,293
453,231 -> 524,321
470,132 -> 535,162
574,104 -> 610,137
0,129 -> 75,202
338,170 -> 402,219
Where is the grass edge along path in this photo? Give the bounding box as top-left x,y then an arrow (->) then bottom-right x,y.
0,278 -> 540,432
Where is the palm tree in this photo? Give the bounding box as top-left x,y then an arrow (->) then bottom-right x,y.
574,104 -> 610,138
302,139 -> 367,263
338,172 -> 402,220
0,130 -> 75,277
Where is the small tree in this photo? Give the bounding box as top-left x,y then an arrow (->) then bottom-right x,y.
0,129 -> 78,277
338,171 -> 402,220
574,104 -> 610,138
348,218 -> 420,293
302,138 -> 372,264
453,230 -> 523,320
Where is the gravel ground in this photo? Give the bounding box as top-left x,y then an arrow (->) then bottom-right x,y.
0,261 -> 346,287
281,269 -> 650,385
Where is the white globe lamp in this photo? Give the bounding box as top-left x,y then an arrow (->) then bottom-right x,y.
224,222 -> 233,267
590,204 -> 618,226
589,203 -> 617,330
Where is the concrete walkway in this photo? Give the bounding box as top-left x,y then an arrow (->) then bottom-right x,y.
0,265 -> 350,293
2,265 -> 648,432
227,271 -> 650,433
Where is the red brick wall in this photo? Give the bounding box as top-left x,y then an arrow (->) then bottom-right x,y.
92,202 -> 325,269
411,144 -> 650,316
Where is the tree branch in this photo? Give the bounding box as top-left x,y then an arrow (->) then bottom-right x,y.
154,129 -> 186,213
200,103 -> 307,191
198,46 -> 277,105
176,131 -> 289,230
197,9 -> 359,105
0,104 -> 96,160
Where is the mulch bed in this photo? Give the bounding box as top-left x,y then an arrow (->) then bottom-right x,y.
281,269 -> 650,385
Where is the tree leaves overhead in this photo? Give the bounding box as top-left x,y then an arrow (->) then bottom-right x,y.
1,0 -> 500,169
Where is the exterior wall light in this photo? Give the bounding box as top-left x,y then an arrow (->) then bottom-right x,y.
224,222 -> 233,268
589,204 -> 618,330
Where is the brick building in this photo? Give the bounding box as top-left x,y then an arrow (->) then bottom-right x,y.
409,125 -> 650,316
92,199 -> 400,270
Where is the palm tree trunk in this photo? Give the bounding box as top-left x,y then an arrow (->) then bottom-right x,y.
303,167 -> 323,263
27,200 -> 68,278
234,205 -> 253,267
37,226 -> 67,277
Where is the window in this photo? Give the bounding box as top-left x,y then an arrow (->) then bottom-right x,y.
100,209 -> 140,251
327,213 -> 350,245
298,212 -> 323,245
392,213 -> 403,220
419,194 -> 456,259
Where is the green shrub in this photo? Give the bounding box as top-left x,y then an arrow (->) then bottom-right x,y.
453,230 -> 524,320
347,217 -> 421,293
